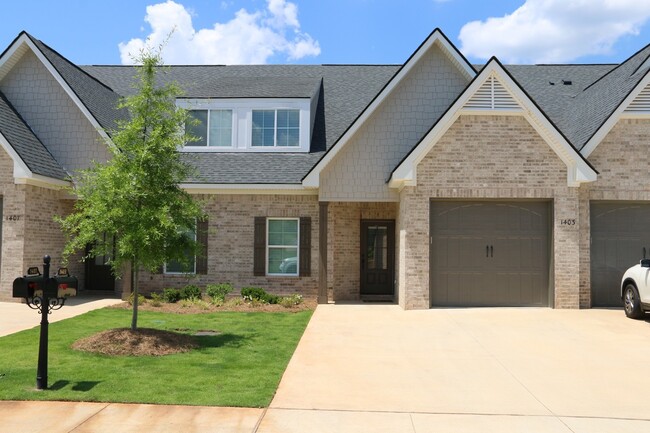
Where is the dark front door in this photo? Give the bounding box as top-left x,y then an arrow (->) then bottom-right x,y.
360,220 -> 395,299
85,241 -> 116,292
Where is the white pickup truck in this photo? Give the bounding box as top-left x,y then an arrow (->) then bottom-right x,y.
621,259 -> 650,319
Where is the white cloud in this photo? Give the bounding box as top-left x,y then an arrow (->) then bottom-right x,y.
458,0 -> 650,63
119,0 -> 320,65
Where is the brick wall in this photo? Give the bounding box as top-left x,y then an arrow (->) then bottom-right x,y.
0,50 -> 110,175
138,194 -> 320,298
578,119 -> 650,307
328,202 -> 397,301
320,42 -> 469,201
398,115 -> 580,309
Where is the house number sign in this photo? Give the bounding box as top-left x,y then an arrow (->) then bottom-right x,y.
560,219 -> 576,226
4,215 -> 21,221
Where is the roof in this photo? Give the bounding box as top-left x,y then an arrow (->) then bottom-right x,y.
0,31 -> 648,186
0,90 -> 67,180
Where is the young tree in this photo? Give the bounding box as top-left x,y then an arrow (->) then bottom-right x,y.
58,49 -> 205,330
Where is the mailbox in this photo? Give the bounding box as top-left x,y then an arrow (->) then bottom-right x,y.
12,267 -> 44,299
45,268 -> 78,298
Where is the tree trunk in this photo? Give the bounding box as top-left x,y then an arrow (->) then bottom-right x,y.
131,259 -> 139,331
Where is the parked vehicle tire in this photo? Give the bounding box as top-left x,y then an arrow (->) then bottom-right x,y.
623,283 -> 644,319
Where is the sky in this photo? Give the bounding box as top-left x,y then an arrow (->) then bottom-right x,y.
2,0 -> 650,66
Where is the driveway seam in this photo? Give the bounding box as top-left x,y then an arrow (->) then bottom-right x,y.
67,402 -> 111,433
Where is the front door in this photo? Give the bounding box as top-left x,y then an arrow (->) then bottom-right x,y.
85,238 -> 116,292
360,220 -> 395,299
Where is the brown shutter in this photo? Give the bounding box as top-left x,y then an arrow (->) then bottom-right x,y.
254,217 -> 266,276
196,218 -> 209,275
299,217 -> 311,277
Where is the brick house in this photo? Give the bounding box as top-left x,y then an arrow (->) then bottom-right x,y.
0,29 -> 649,309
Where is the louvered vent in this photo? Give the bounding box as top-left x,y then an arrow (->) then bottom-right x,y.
625,84 -> 650,113
464,75 -> 520,111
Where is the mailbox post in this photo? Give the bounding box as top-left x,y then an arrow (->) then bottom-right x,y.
12,255 -> 78,390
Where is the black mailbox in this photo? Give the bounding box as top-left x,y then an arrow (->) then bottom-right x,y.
45,268 -> 78,298
12,267 -> 44,299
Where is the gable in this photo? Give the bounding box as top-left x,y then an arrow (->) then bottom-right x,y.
624,81 -> 650,114
302,29 -> 476,189
390,59 -> 597,189
463,74 -> 521,112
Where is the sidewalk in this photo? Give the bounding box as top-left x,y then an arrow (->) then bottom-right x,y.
0,296 -> 123,337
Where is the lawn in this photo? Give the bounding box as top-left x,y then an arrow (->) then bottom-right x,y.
0,307 -> 312,407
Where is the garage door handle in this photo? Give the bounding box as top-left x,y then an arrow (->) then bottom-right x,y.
486,245 -> 489,257
490,245 -> 494,258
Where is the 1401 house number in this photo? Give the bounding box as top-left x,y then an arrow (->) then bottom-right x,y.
560,219 -> 576,226
4,215 -> 20,221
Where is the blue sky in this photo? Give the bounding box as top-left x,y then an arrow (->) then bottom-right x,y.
2,0 -> 650,66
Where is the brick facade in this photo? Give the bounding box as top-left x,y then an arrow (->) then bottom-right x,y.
398,115 -> 580,309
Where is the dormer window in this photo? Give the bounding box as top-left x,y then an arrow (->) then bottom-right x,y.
177,99 -> 311,153
185,109 -> 233,148
252,109 -> 300,147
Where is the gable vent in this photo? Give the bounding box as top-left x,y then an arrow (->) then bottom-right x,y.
463,75 -> 521,111
625,84 -> 650,113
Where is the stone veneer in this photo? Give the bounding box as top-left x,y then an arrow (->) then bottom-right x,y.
398,115 -> 581,309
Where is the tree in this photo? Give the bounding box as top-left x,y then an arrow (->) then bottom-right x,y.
58,49 -> 205,330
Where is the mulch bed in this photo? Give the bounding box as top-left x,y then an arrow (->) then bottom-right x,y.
109,298 -> 317,314
72,328 -> 198,356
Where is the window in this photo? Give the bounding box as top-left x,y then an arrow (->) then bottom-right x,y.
164,226 -> 197,274
267,218 -> 299,276
185,109 -> 233,147
252,109 -> 300,147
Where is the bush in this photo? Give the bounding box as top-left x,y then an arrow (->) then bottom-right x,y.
206,283 -> 233,303
180,284 -> 202,300
149,292 -> 163,307
279,294 -> 303,308
163,288 -> 181,303
127,292 -> 146,306
241,287 -> 279,304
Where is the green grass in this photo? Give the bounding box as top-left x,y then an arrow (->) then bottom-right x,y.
0,308 -> 312,407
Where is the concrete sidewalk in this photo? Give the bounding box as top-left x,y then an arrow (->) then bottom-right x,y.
0,296 -> 123,337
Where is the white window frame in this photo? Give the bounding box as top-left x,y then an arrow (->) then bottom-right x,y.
177,98 -> 310,153
266,217 -> 300,277
251,108 -> 300,148
184,108 -> 235,149
164,225 -> 197,275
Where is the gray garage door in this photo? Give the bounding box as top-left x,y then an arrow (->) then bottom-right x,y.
430,201 -> 550,307
590,202 -> 650,307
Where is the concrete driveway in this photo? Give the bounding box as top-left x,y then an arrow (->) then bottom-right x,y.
258,305 -> 650,432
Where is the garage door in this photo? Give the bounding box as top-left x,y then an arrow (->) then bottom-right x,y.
430,201 -> 550,307
590,202 -> 650,307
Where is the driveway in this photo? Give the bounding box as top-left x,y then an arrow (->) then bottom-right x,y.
258,304 -> 650,432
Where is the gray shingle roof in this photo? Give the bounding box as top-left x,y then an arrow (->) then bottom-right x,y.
0,90 -> 67,180
83,64 -> 400,184
27,34 -> 128,133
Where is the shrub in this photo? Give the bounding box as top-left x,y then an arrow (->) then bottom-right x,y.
149,292 -> 163,307
163,288 -> 181,303
279,294 -> 303,308
127,292 -> 146,306
180,284 -> 202,300
241,287 -> 280,304
206,283 -> 233,303
179,298 -> 211,310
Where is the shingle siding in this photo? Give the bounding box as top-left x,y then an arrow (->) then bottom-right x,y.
320,44 -> 470,201
0,50 -> 110,176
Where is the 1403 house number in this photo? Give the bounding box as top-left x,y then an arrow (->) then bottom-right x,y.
4,215 -> 20,221
560,219 -> 576,226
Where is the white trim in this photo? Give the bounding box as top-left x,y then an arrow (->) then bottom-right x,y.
180,183 -> 317,195
302,29 -> 476,188
0,131 -> 70,189
581,69 -> 650,157
390,60 -> 597,189
266,217 -> 299,277
177,98 -> 310,153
